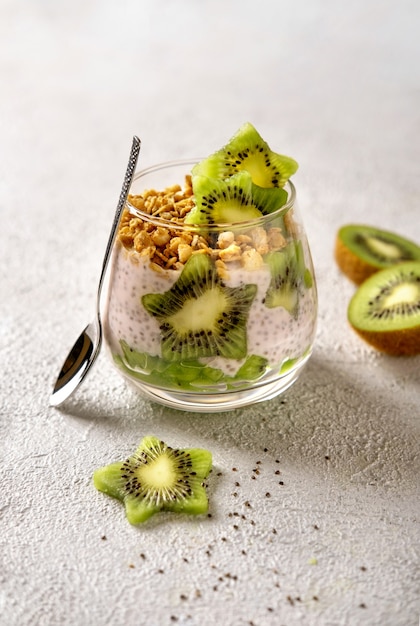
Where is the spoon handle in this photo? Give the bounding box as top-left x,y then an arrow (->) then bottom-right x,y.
96,136 -> 141,311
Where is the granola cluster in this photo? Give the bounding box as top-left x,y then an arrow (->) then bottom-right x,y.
118,176 -> 289,278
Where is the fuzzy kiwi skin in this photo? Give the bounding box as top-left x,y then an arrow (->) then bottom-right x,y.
335,224 -> 420,285
335,235 -> 378,285
349,325 -> 420,356
347,262 -> 420,356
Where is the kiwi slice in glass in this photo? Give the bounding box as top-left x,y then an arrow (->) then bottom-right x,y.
142,253 -> 257,361
335,224 -> 420,285
93,436 -> 212,524
192,122 -> 298,188
263,243 -> 305,317
347,261 -> 420,355
185,170 -> 288,225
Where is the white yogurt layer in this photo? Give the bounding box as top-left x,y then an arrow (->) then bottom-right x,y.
104,244 -> 317,376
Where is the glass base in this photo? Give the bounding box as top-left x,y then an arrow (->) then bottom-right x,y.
122,358 -> 309,412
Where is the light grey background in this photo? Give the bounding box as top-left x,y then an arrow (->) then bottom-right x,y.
1,1 -> 419,625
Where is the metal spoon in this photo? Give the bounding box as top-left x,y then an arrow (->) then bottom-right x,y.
49,136 -> 141,407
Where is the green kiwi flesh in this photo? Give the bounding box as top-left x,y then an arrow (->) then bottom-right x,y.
335,224 -> 420,284
142,253 -> 257,361
185,170 -> 288,225
93,436 -> 212,524
192,122 -> 298,188
347,261 -> 420,355
115,341 -> 269,392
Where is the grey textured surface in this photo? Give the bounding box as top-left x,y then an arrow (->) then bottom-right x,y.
1,1 -> 419,625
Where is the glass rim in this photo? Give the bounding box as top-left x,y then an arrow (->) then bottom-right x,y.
126,158 -> 296,232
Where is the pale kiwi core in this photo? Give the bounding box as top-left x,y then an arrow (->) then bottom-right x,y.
137,454 -> 176,489
366,236 -> 402,261
168,290 -> 227,334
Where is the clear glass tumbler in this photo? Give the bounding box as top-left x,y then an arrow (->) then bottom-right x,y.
103,159 -> 317,412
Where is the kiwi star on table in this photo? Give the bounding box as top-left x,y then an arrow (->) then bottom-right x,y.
93,436 -> 212,525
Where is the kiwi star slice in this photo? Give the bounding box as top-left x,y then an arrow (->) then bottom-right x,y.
347,261 -> 420,355
192,122 -> 298,188
185,170 -> 288,225
93,436 -> 213,524
263,243 -> 303,317
142,253 -> 257,361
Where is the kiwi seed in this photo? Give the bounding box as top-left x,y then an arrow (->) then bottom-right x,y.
347,261 -> 420,355
93,436 -> 213,524
335,224 -> 420,284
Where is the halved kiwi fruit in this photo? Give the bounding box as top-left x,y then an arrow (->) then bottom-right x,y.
192,122 -> 298,188
335,224 -> 420,284
93,436 -> 212,524
142,253 -> 257,361
185,170 -> 288,225
347,261 -> 420,355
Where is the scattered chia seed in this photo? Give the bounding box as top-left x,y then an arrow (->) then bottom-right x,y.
266,492 -> 271,497
279,481 -> 284,485
101,535 -> 107,541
